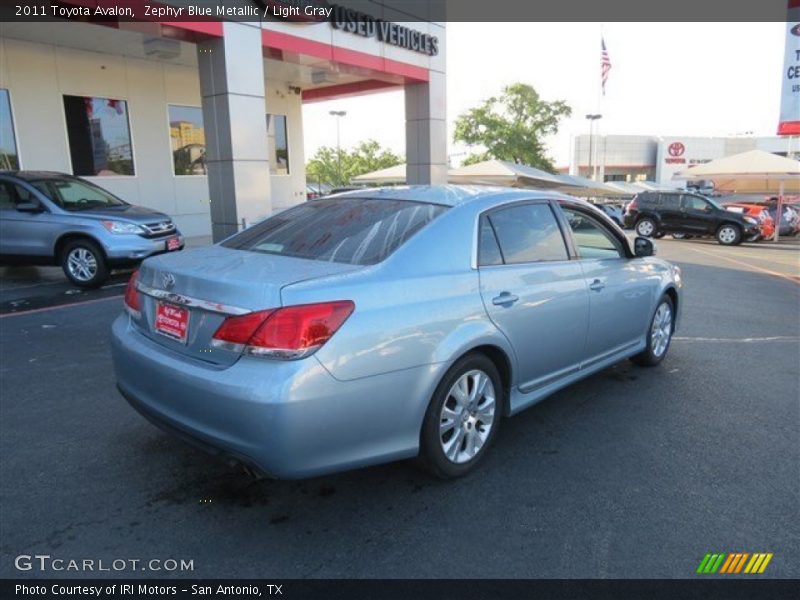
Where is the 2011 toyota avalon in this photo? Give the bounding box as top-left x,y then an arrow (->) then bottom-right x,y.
111,186 -> 682,479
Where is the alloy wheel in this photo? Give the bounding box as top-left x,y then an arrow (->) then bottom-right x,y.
66,247 -> 98,282
651,302 -> 673,358
439,370 -> 496,464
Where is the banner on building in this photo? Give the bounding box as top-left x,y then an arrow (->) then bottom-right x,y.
778,1 -> 800,135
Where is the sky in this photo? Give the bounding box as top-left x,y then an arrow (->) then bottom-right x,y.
302,22 -> 786,169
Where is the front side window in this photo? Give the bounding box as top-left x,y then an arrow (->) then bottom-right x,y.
63,95 -> 134,176
0,90 -> 19,170
31,178 -> 126,211
169,105 -> 206,175
485,203 -> 568,264
266,114 -> 289,175
682,195 -> 711,212
561,207 -> 623,259
222,197 -> 446,265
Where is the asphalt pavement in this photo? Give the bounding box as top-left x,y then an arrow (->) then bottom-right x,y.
0,238 -> 798,578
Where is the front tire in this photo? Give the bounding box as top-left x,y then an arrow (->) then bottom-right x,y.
61,239 -> 109,288
635,217 -> 657,238
716,224 -> 742,246
418,353 -> 503,479
631,295 -> 674,367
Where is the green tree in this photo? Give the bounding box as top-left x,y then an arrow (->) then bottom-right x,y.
453,83 -> 571,172
306,139 -> 402,187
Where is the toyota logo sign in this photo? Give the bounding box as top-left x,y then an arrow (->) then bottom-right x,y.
668,142 -> 685,157
161,272 -> 176,290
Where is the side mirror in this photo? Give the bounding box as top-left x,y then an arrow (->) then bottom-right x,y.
634,236 -> 655,257
15,202 -> 43,213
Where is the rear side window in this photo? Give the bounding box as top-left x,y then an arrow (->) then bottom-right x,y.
660,194 -> 681,209
484,203 -> 568,264
222,197 -> 447,265
638,193 -> 656,205
0,181 -> 35,209
478,216 -> 503,266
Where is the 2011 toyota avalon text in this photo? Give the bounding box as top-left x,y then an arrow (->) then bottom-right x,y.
111,186 -> 682,479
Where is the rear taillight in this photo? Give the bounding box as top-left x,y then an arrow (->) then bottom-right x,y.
124,270 -> 141,317
211,301 -> 355,360
626,199 -> 638,214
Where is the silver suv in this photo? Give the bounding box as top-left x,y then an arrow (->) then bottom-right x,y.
0,171 -> 184,287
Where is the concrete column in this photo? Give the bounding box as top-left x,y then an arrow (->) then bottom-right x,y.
405,26 -> 447,184
198,22 -> 270,242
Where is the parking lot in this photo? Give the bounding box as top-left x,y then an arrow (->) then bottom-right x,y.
0,237 -> 798,579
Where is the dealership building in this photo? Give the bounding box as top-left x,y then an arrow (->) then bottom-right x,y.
565,134 -> 798,189
0,2 -> 446,240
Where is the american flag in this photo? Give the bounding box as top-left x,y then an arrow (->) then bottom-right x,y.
601,37 -> 612,95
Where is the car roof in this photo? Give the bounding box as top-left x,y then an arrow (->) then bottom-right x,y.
327,184 -> 572,208
0,170 -> 74,181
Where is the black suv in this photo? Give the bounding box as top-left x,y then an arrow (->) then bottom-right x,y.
623,191 -> 759,245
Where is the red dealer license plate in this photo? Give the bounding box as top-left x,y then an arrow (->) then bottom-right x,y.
166,237 -> 181,251
155,302 -> 190,343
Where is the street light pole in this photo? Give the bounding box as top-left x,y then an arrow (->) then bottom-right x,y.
585,114 -> 602,181
329,110 -> 347,185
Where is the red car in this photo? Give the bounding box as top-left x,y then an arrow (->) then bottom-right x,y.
724,203 -> 775,241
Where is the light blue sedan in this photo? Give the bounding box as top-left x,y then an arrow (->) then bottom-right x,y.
111,186 -> 682,479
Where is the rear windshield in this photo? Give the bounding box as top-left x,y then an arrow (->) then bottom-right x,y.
222,197 -> 447,265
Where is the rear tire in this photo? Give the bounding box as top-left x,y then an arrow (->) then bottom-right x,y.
631,295 -> 674,367
635,217 -> 657,238
716,224 -> 742,246
418,353 -> 503,479
61,238 -> 109,288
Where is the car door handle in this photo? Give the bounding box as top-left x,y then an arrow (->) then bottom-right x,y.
492,292 -> 519,306
589,279 -> 605,292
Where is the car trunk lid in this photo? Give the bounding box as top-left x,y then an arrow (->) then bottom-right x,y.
133,245 -> 362,367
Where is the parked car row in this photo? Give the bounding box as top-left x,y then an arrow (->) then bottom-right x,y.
624,191 -> 762,245
621,191 -> 800,244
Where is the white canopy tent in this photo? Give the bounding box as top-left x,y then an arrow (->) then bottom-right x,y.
552,173 -> 629,198
604,181 -> 648,196
351,163 -> 407,185
447,159 -> 574,189
673,149 -> 800,241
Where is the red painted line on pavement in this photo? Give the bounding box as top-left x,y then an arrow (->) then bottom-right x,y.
0,295 -> 123,318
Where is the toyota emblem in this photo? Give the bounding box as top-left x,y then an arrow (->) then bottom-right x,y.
668,142 -> 685,157
161,273 -> 176,290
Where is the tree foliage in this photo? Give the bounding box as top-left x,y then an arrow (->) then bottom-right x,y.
306,139 -> 402,187
453,83 -> 572,172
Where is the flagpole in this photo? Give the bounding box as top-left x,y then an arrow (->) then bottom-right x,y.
595,24 -> 604,181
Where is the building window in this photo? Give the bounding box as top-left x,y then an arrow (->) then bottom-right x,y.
63,95 -> 134,176
0,89 -> 19,170
168,105 -> 206,176
267,114 -> 289,175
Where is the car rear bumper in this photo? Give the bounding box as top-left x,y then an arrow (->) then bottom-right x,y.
111,314 -> 439,478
